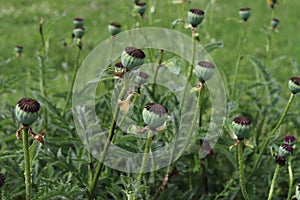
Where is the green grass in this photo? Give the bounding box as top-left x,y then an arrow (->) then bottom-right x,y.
1,0 -> 300,199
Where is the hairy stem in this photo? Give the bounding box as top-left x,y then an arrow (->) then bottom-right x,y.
251,93 -> 295,175
22,127 -> 31,200
88,73 -> 129,199
267,164 -> 280,200
287,157 -> 293,200
238,141 -> 250,200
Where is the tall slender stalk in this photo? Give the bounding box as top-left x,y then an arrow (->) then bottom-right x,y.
22,127 -> 31,200
287,157 -> 293,200
267,164 -> 280,200
88,73 -> 130,199
232,22 -> 248,99
251,93 -> 295,175
63,44 -> 81,115
237,141 -> 250,200
152,49 -> 164,96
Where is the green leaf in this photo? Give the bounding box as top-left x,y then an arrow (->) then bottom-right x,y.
203,42 -> 223,53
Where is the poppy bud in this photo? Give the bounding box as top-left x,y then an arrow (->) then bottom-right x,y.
239,8 -> 251,22
135,2 -> 147,16
73,17 -> 84,28
288,77 -> 300,94
108,23 -> 122,36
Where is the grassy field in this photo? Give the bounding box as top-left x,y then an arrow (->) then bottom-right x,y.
1,0 -> 300,199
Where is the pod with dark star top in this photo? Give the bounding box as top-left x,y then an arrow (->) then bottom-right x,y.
194,61 -> 215,82
187,8 -> 205,28
108,23 -> 122,36
288,77 -> 300,94
142,103 -> 168,130
232,116 -> 252,140
239,8 -> 251,22
121,47 -> 145,71
15,98 -> 40,126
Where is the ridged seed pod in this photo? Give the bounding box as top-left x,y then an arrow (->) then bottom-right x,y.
108,23 -> 122,36
142,103 -> 168,130
288,77 -> 300,94
15,98 -> 40,126
135,2 -> 147,16
73,27 -> 85,39
121,47 -> 145,71
232,116 -> 252,140
194,61 -> 215,83
239,8 -> 251,22
73,18 -> 84,28
278,143 -> 294,158
271,18 -> 279,29
283,135 -> 296,146
187,8 -> 205,28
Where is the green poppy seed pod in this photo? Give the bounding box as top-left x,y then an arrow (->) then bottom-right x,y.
288,77 -> 300,94
73,27 -> 85,39
135,72 -> 149,86
271,18 -> 279,29
15,98 -> 40,126
142,103 -> 168,130
278,143 -> 294,158
239,8 -> 251,22
194,61 -> 215,83
187,8 -> 205,28
115,62 -> 124,73
108,23 -> 122,36
0,173 -> 5,188
232,116 -> 252,140
283,135 -> 296,146
121,47 -> 145,71
15,46 -> 23,54
135,2 -> 147,16
73,17 -> 84,28
296,183 -> 300,200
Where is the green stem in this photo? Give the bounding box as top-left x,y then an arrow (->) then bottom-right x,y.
250,93 -> 295,175
238,141 -> 250,200
22,127 -> 31,200
152,49 -> 164,96
63,45 -> 81,115
267,164 -> 280,200
198,84 -> 204,127
179,30 -> 196,114
137,129 -> 154,184
88,73 -> 130,199
287,157 -> 293,200
232,22 -> 248,99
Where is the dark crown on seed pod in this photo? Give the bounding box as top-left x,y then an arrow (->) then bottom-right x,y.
142,103 -> 168,130
187,8 -> 205,27
15,98 -> 40,126
232,116 -> 252,140
121,47 -> 145,71
239,8 -> 251,22
288,77 -> 300,94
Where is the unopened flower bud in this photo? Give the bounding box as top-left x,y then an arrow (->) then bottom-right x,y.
121,47 -> 145,71
194,61 -> 215,82
142,103 -> 168,130
15,46 -> 23,54
187,8 -> 205,28
239,8 -> 251,22
288,77 -> 300,94
271,18 -> 279,29
283,135 -> 296,146
108,23 -> 122,36
15,98 -> 40,126
232,116 -> 252,140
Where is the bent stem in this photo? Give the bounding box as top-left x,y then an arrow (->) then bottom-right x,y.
232,22 -> 248,99
237,141 -> 250,200
22,127 -> 31,200
63,44 -> 81,115
88,73 -> 130,199
287,157 -> 293,200
267,164 -> 280,200
251,93 -> 295,175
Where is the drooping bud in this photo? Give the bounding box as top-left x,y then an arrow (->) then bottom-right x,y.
288,77 -> 300,94
108,23 -> 122,36
15,98 -> 40,126
283,135 -> 296,146
194,61 -> 215,83
278,143 -> 294,158
239,8 -> 251,22
142,103 -> 168,130
271,18 -> 279,29
135,2 -> 147,16
73,17 -> 84,28
232,116 -> 252,140
73,26 -> 85,39
121,47 -> 145,71
187,8 -> 205,28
